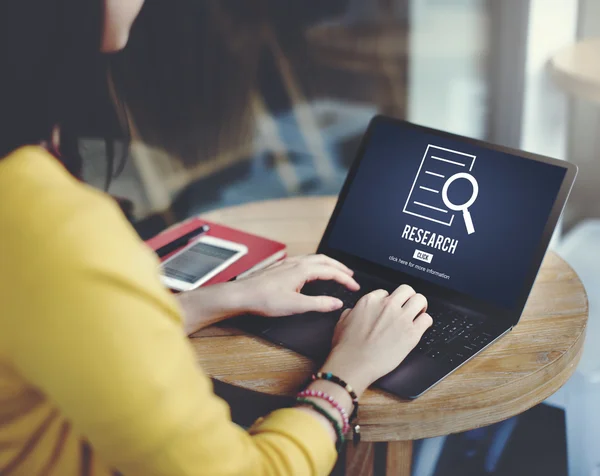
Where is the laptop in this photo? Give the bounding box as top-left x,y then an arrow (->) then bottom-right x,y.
239,116 -> 577,399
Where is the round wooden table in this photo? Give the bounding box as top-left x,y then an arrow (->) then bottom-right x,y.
190,197 -> 588,475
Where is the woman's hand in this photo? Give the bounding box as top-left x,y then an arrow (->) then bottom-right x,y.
177,255 -> 358,335
320,285 -> 433,397
234,255 -> 360,317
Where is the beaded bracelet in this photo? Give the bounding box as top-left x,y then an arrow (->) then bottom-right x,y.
312,372 -> 359,422
296,397 -> 345,452
297,389 -> 350,434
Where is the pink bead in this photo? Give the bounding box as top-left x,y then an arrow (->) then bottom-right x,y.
297,389 -> 350,434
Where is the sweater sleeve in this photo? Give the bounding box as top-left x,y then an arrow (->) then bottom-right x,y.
2,181 -> 337,476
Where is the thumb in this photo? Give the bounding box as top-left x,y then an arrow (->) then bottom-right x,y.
288,294 -> 344,314
339,308 -> 352,323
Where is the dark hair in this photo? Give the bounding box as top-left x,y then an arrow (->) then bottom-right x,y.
110,0 -> 264,167
1,0 -> 266,193
0,0 -> 126,187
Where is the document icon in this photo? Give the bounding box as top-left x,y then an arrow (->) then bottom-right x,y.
403,145 -> 477,229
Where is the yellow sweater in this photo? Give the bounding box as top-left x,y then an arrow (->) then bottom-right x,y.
0,147 -> 336,476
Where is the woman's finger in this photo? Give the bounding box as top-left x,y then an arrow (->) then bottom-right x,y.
289,294 -> 344,314
389,284 -> 415,301
383,284 -> 417,312
413,312 -> 433,332
304,264 -> 360,291
356,289 -> 389,307
367,289 -> 389,298
402,293 -> 429,318
308,254 -> 354,275
338,307 -> 352,323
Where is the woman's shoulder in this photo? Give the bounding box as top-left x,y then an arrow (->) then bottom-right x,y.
0,146 -> 149,275
0,146 -> 95,214
0,146 -> 91,220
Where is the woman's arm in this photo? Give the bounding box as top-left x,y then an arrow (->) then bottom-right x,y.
178,255 -> 360,335
4,199 -> 339,476
7,267 -> 337,476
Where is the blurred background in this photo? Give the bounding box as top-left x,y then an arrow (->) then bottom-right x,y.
79,0 -> 600,474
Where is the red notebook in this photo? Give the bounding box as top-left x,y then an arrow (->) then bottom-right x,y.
145,218 -> 287,287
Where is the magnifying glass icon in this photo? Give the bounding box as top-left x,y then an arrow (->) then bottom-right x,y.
442,172 -> 479,235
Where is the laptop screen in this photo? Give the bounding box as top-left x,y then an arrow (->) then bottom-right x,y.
327,120 -> 567,309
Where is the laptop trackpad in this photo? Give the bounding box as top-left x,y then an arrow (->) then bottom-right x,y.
262,311 -> 340,362
377,352 -> 447,399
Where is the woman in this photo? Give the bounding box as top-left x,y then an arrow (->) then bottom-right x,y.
0,1 -> 432,475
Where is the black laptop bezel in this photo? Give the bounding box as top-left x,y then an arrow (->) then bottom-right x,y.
317,115 -> 578,327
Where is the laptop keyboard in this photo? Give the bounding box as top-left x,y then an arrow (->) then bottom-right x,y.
302,279 -> 496,364
416,307 -> 495,364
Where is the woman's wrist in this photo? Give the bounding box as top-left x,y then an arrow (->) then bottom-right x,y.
227,277 -> 271,316
295,380 -> 354,449
319,351 -> 374,399
177,282 -> 248,334
306,379 -> 354,415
